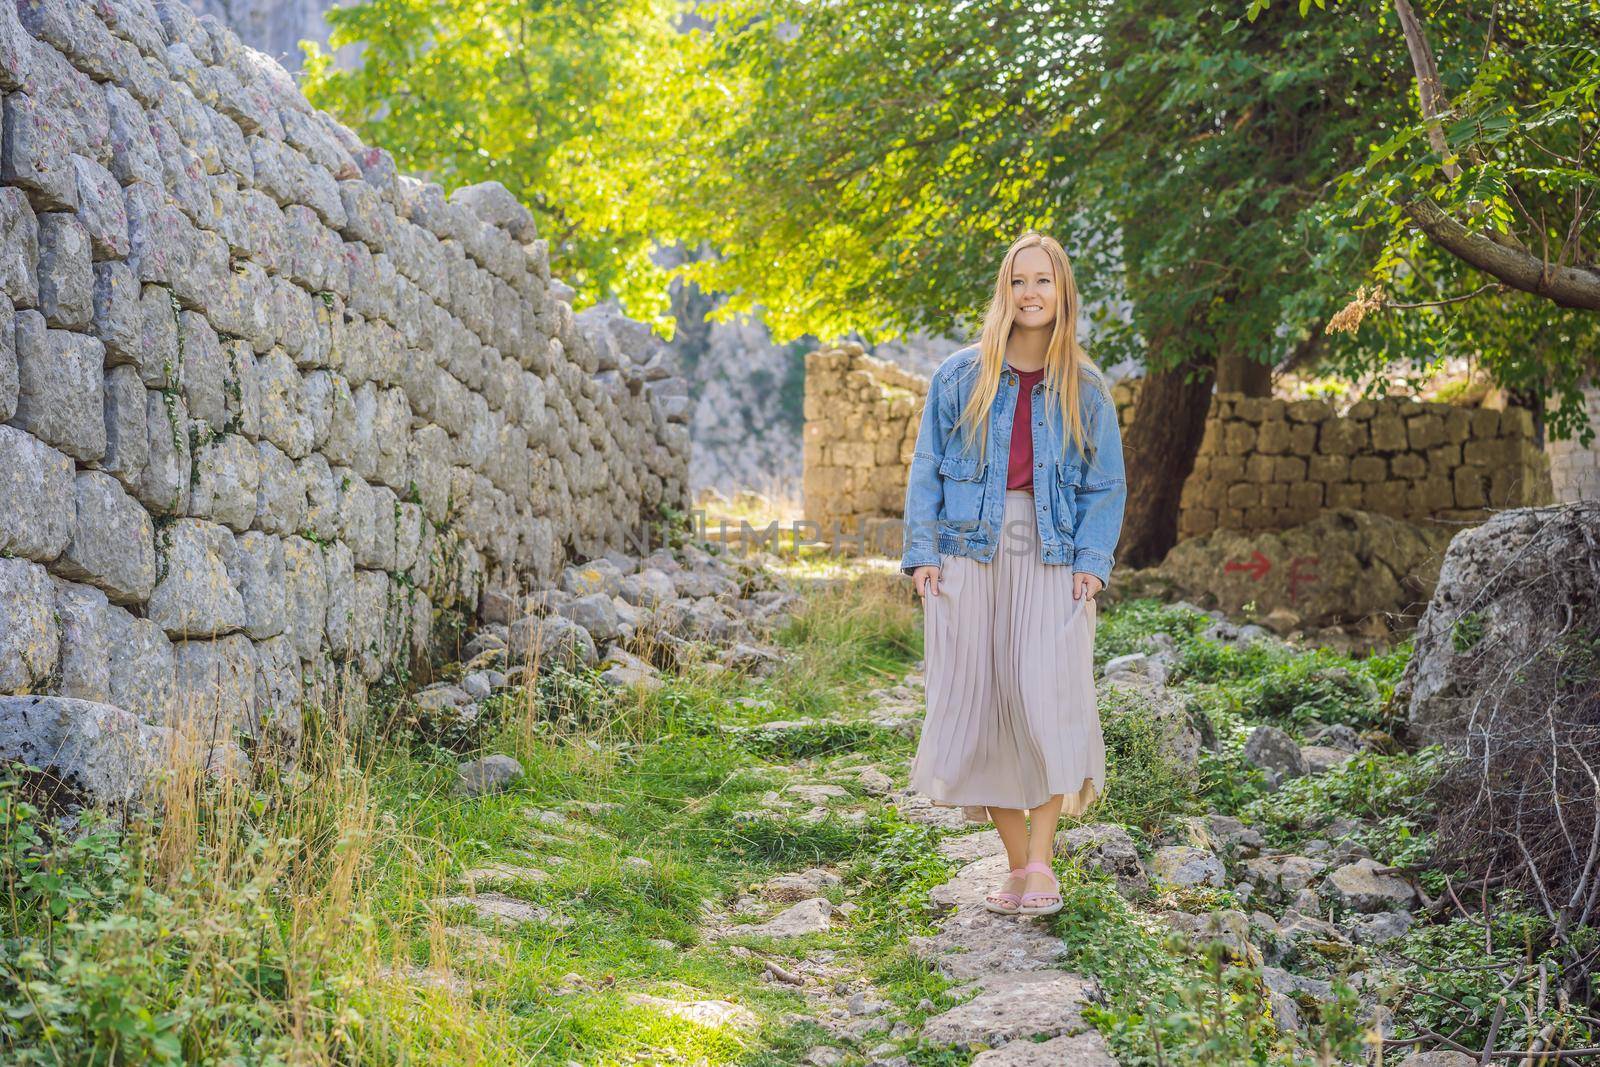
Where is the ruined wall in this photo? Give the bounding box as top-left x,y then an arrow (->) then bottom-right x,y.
801,344 -> 926,539
1548,384 -> 1600,504
0,0 -> 690,733
802,353 -> 1551,550
1154,389 -> 1553,538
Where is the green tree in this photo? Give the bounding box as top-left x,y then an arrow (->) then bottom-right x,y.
300,0 -> 706,333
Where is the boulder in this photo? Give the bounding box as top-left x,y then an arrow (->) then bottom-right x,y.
1099,675 -> 1203,771
1242,725 -> 1309,790
0,696 -> 168,805
1148,845 -> 1226,888
918,971 -> 1098,1051
1398,501 -> 1600,740
1158,508 -> 1455,627
1320,858 -> 1416,913
1056,825 -> 1145,895
455,754 -> 524,797
507,613 -> 598,668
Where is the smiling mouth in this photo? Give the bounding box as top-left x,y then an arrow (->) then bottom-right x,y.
1021,305 -> 1042,312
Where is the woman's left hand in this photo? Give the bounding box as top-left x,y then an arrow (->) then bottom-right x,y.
1072,572 -> 1103,601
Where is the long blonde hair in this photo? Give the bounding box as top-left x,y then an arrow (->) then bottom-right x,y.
956,232 -> 1103,468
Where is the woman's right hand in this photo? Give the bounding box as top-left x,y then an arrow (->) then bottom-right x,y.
912,565 -> 942,598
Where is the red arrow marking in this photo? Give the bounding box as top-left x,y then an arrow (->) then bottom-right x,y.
1224,550 -> 1271,580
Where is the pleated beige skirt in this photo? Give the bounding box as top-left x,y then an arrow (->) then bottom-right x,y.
910,488 -> 1106,824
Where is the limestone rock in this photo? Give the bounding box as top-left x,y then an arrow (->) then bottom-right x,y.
455,754 -> 524,797
919,971 -> 1098,1051
1057,822 -> 1148,897
0,696 -> 168,805
1320,858 -> 1416,913
1242,725 -> 1309,790
1148,845 -> 1225,888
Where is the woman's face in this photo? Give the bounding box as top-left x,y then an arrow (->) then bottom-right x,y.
1010,246 -> 1058,329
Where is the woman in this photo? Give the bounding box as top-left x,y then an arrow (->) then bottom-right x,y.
899,232 -> 1127,917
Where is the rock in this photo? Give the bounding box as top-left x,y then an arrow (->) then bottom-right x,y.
1057,823 -> 1148,897
1395,1053 -> 1481,1067
556,592 -> 620,644
1204,814 -> 1265,856
919,971 -> 1098,1051
1157,509 -> 1455,627
507,613 -> 598,668
1099,674 -> 1203,770
434,892 -> 562,929
560,559 -> 624,598
1398,502 -> 1600,740
761,868 -> 841,903
1160,908 -> 1256,961
1350,909 -> 1413,944
1321,858 -> 1416,913
597,647 -> 663,692
1242,725 -> 1309,790
1310,722 -> 1362,752
787,782 -> 849,805
1148,845 -> 1225,888
1240,854 -> 1325,904
890,790 -> 974,830
941,829 -> 1004,862
1300,744 -> 1353,775
855,766 -> 893,795
463,863 -> 550,887
721,642 -> 783,675
804,1046 -> 847,1066
1269,909 -> 1352,965
623,992 -> 760,1030
969,1030 -> 1117,1066
455,754 -> 524,797
0,696 -> 168,805
1259,607 -> 1302,636
731,897 -> 833,937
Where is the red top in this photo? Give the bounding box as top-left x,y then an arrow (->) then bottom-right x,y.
1006,364 -> 1047,491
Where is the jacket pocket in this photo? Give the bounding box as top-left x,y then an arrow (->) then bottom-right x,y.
938,453 -> 986,532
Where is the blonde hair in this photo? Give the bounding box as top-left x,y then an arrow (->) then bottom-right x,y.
956,231 -> 1103,468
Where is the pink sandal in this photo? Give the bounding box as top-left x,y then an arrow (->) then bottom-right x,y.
983,867 -> 1028,914
1017,860 -> 1062,916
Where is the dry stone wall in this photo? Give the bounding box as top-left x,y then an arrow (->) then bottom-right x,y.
1135,387 -> 1556,538
1548,383 -> 1600,504
801,344 -> 925,543
802,352 -> 1552,548
0,0 -> 690,734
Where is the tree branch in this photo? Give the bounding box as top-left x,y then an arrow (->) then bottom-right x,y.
1401,197 -> 1600,310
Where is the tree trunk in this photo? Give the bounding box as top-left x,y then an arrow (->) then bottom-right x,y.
1119,353 -> 1216,568
1215,353 -> 1272,396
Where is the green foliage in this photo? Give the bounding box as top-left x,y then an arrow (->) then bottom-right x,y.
847,814 -> 956,940
1097,691 -> 1205,832
1450,609 -> 1488,653
732,718 -> 890,760
301,0 -> 692,332
1244,748 -> 1440,867
1093,598 -> 1214,667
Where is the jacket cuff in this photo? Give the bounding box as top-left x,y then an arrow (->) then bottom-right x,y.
1072,548 -> 1113,587
900,549 -> 941,578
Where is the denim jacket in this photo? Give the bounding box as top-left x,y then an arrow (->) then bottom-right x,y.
899,345 -> 1128,586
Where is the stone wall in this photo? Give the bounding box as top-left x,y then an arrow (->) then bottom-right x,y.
1548,383 -> 1600,504
801,344 -> 926,541
1134,388 -> 1555,539
801,353 -> 1552,549
0,0 -> 690,734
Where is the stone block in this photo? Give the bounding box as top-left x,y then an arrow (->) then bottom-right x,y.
0,424 -> 74,562
12,309 -> 106,461
170,634 -> 257,734
147,518 -> 246,638
281,534 -> 327,660
1319,419 -> 1367,455
70,155 -> 129,260
135,387 -> 192,516
253,440 -> 305,535
100,364 -> 149,489
190,431 -> 260,532
177,309 -> 226,432
233,531 -> 286,640
35,211 -> 92,329
1,92 -> 78,210
0,696 -> 167,805
0,557 -> 57,691
0,187 -> 38,307
57,470 -> 157,603
51,577 -> 110,702
104,607 -> 175,723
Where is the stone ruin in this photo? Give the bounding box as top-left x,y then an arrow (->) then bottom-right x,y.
0,0 -> 691,764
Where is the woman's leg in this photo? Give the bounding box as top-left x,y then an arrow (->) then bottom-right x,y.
986,805 -> 1030,905
1023,793 -> 1066,902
